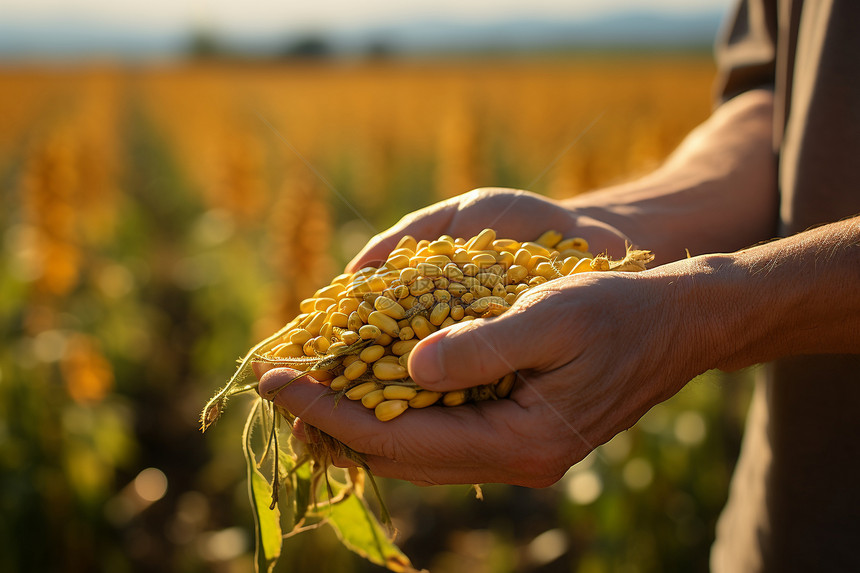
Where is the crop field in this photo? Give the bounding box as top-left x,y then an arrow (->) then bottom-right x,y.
0,55 -> 752,572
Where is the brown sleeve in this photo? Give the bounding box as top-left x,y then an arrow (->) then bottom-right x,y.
714,0 -> 779,103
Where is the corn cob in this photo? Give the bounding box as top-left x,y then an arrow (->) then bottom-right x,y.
252,229 -> 653,422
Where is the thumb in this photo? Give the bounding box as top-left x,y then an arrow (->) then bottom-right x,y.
407,311 -> 538,391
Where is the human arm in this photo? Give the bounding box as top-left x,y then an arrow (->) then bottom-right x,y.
348,88 -> 778,270
259,216 -> 860,486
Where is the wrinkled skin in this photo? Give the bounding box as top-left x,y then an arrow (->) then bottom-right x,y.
257,188 -> 711,487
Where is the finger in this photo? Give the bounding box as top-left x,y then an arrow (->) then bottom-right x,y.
266,371 -> 533,467
407,305 -> 552,391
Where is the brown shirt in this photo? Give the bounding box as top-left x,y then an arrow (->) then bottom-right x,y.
711,1 -> 860,571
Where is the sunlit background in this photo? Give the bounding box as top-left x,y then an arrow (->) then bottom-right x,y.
0,1 -> 755,572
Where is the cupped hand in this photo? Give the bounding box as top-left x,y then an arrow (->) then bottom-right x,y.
258,259 -> 711,487
346,187 -> 633,272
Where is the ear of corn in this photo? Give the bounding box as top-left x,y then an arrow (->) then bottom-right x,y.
245,229 -> 652,423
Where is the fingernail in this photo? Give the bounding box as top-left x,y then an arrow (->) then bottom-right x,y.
408,332 -> 446,386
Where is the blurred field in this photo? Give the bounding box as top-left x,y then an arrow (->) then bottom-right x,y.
0,55 -> 751,573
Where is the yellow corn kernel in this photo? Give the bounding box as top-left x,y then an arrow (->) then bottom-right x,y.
433,289 -> 451,303
535,230 -> 563,249
427,239 -> 455,256
357,301 -> 374,322
416,262 -> 442,278
504,292 -> 517,305
471,252 -> 496,267
560,256 -> 580,274
289,328 -> 313,346
329,375 -> 351,391
492,283 -> 507,297
342,354 -> 360,366
526,254 -> 549,272
398,352 -> 410,368
529,276 -> 548,286
439,316 -> 456,329
329,311 -> 349,329
299,298 -> 317,313
331,273 -> 353,286
521,241 -> 551,257
376,355 -> 400,364
312,336 -> 330,353
368,311 -> 400,337
312,297 -> 336,312
461,292 -> 475,304
462,263 -> 479,277
395,235 -> 418,252
338,297 -> 360,315
375,400 -> 409,422
338,330 -> 360,345
358,324 -> 381,340
411,315 -> 436,339
383,385 -> 418,401
467,228 -> 496,252
426,302 -> 448,326
409,390 -> 442,408
492,238 -> 521,252
302,338 -> 317,356
433,276 -> 450,290
558,248 -> 591,261
399,326 -> 415,340
471,285 -> 492,299
376,333 -> 394,346
391,339 -> 420,356
443,390 -> 468,407
495,372 -> 516,398
400,295 -> 417,309
392,285 -> 410,299
374,296 -> 406,320
452,248 -> 472,264
361,389 -> 386,409
497,251 -> 515,267
400,267 -> 419,285
556,237 -> 589,253
360,345 -> 385,363
344,360 -> 368,380
372,361 -> 409,381
315,282 -> 345,300
450,304 -> 465,321
346,311 -> 363,332
346,381 -> 381,400
272,343 -> 303,358
418,293 -> 435,309
447,282 -> 468,297
513,248 -> 531,267
409,278 -> 434,296
443,263 -> 465,281
307,370 -> 333,383
568,257 -> 594,275
535,261 -> 560,279
425,254 -> 452,267
385,254 -> 410,270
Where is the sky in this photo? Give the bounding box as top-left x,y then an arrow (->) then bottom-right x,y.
2,0 -> 735,37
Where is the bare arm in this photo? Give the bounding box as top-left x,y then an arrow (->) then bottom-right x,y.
564,89 -> 778,264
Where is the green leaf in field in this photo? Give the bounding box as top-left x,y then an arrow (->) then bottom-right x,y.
243,400 -> 282,573
327,493 -> 421,573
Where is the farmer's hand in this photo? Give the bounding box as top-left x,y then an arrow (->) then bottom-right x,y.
258,257 -> 712,487
347,187 -> 634,272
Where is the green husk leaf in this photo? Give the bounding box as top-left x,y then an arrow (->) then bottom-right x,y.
327,493 -> 421,573
243,400 -> 282,573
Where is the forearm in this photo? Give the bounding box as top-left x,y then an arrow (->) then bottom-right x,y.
564,89 -> 778,264
669,217 -> 860,372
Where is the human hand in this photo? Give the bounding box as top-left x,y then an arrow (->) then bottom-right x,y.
258,259 -> 712,487
347,187 -> 633,272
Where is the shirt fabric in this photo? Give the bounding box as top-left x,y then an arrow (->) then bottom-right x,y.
710,1 -> 860,571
